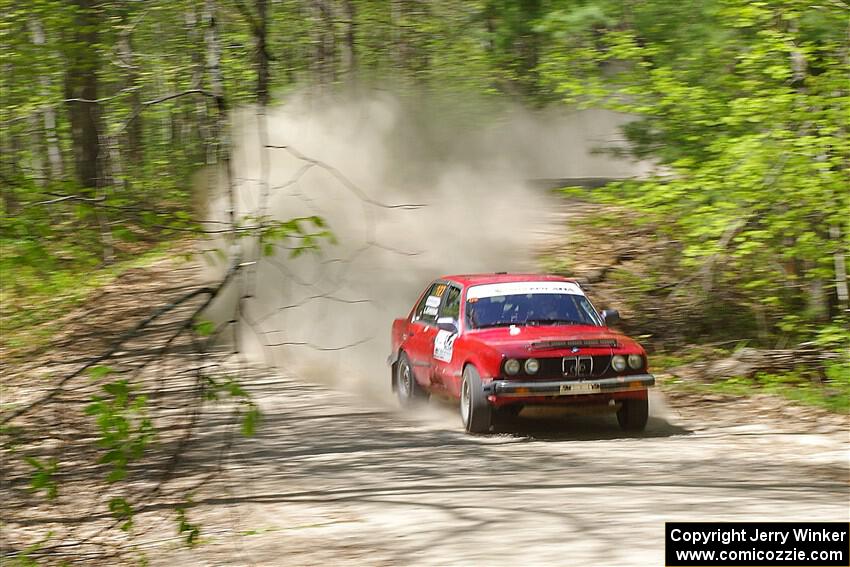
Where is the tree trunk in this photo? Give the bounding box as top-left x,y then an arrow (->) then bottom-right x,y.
391,0 -> 404,73
1,128 -> 19,214
788,21 -> 828,321
342,0 -> 356,81
255,0 -> 270,106
185,7 -> 211,162
205,0 -> 225,112
64,0 -> 101,190
117,25 -> 143,164
27,113 -> 46,186
321,1 -> 336,85
831,225 -> 849,313
516,0 -> 542,99
204,0 -> 236,234
310,0 -> 333,91
30,17 -> 63,182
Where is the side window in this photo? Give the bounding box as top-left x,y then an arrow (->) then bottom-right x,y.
439,286 -> 461,322
413,282 -> 447,324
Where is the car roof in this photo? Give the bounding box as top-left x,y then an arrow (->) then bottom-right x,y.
440,273 -> 579,287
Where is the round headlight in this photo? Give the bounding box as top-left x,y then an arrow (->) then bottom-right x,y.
628,354 -> 643,370
505,358 -> 520,375
524,358 -> 540,374
611,355 -> 627,372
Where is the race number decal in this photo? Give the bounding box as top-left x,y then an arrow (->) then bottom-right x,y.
433,329 -> 457,363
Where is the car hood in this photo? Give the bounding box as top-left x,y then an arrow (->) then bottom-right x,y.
464,325 -> 641,353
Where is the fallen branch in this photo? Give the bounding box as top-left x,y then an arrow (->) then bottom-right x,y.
1,258 -> 241,427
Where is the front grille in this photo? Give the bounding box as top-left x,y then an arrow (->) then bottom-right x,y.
508,355 -> 626,380
547,355 -> 611,379
563,356 -> 594,377
502,355 -> 647,380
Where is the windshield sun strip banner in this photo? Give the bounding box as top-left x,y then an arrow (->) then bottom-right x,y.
466,281 -> 584,300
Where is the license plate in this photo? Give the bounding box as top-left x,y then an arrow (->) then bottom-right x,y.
560,382 -> 599,395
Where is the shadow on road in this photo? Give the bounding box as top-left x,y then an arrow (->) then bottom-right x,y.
493,413 -> 692,441
421,397 -> 693,441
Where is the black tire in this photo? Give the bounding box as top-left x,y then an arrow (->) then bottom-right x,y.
395,352 -> 428,407
460,365 -> 492,434
617,397 -> 649,432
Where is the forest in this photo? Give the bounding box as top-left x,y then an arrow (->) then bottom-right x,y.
2,0 -> 847,349
1,0 -> 848,563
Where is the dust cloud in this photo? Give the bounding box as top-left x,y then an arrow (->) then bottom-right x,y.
204,91 -> 646,408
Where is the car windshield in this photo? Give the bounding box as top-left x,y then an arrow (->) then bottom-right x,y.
466,291 -> 602,329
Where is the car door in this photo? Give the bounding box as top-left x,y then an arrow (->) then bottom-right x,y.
404,282 -> 445,388
431,284 -> 462,392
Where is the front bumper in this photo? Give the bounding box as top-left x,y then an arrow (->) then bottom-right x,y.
483,374 -> 655,397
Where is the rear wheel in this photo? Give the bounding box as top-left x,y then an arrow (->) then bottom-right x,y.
395,353 -> 428,407
617,397 -> 649,432
460,365 -> 492,434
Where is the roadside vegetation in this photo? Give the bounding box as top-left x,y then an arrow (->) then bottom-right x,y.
1,241 -> 178,359
541,195 -> 849,413
532,0 -> 848,412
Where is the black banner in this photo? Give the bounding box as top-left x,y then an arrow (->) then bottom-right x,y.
666,522 -> 849,567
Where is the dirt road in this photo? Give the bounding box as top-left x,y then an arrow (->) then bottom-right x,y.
147,368 -> 848,567
4,200 -> 846,566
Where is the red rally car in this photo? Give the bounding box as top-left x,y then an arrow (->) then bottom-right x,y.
388,273 -> 655,434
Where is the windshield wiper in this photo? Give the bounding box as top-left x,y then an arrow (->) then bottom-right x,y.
524,318 -> 584,326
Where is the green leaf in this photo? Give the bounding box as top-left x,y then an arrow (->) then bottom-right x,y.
176,506 -> 201,546
88,366 -> 113,380
194,320 -> 215,337
225,381 -> 248,398
241,404 -> 260,437
25,457 -> 58,499
107,467 -> 128,483
109,497 -> 134,531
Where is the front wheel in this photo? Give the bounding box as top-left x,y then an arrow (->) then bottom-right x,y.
617,397 -> 649,432
395,353 -> 428,407
460,365 -> 492,434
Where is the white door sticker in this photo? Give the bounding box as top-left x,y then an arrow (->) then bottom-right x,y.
433,329 -> 457,363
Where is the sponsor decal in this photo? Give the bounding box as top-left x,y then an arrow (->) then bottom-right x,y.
433,329 -> 457,362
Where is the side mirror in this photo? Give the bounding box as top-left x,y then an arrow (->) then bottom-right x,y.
436,316 -> 459,334
601,309 -> 620,325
